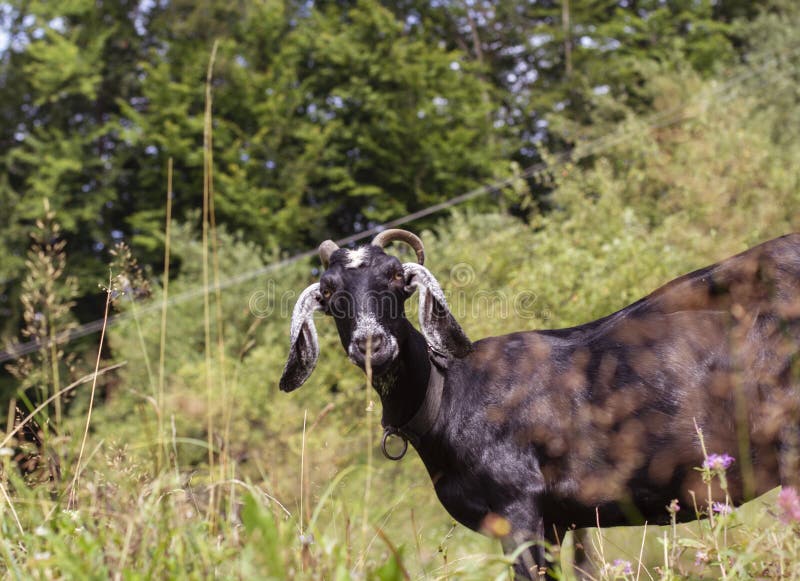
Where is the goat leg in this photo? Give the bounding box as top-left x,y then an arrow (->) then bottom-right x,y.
498,507 -> 549,579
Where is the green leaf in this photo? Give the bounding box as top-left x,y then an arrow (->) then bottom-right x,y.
241,492 -> 287,579
369,548 -> 405,581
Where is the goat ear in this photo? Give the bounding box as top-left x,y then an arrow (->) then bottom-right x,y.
403,263 -> 472,359
280,283 -> 323,392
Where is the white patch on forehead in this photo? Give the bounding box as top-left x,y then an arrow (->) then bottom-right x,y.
345,247 -> 370,269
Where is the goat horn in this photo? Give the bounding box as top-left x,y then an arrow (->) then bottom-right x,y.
372,229 -> 425,265
319,240 -> 339,269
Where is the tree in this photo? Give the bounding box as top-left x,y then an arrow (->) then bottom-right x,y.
121,0 -> 505,255
376,0 -> 748,160
0,0 -> 784,348
0,0 -> 149,333
0,0 -> 507,344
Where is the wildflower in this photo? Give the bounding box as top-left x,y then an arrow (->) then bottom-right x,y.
703,453 -> 735,471
712,501 -> 732,515
695,550 -> 709,566
612,559 -> 633,575
33,552 -> 51,560
34,525 -> 47,536
61,509 -> 80,522
777,486 -> 800,524
299,533 -> 314,546
667,499 -> 680,514
0,447 -> 14,457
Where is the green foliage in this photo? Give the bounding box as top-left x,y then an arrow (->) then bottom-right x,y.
1,2 -> 800,579
120,0 -> 504,257
386,0 -> 748,159
0,0 -> 508,341
0,0 -> 785,343
240,493 -> 288,578
0,0 -> 145,292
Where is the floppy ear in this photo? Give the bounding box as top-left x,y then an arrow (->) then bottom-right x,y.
280,283 -> 324,392
403,263 -> 472,359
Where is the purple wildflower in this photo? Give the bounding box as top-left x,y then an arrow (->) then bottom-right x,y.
695,550 -> 709,566
612,559 -> 633,575
703,453 -> 735,471
712,501 -> 732,515
777,486 -> 800,524
667,499 -> 680,514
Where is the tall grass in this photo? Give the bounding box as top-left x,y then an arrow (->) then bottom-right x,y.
157,158 -> 174,473
201,40 -> 219,515
67,279 -> 111,510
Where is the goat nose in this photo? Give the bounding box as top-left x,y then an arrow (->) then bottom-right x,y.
356,334 -> 383,355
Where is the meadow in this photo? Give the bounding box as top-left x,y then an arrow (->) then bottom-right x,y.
2,5 -> 800,580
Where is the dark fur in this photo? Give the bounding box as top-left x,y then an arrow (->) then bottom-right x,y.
282,234 -> 800,578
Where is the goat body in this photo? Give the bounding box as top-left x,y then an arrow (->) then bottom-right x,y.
282,232 -> 800,578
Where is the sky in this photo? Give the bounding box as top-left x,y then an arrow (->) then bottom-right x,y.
0,3 -> 10,53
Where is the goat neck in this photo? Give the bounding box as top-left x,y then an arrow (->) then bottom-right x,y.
372,320 -> 433,430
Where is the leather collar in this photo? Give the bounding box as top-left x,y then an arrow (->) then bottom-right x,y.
381,355 -> 446,460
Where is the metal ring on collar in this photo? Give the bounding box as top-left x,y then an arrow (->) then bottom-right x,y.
381,428 -> 408,461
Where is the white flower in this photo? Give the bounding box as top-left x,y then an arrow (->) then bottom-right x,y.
62,509 -> 80,522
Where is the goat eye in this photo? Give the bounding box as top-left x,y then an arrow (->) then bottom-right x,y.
393,271 -> 404,282
322,288 -> 332,299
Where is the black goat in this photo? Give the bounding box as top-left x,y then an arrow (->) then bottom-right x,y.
280,229 -> 800,578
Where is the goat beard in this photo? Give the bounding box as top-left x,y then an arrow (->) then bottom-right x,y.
369,365 -> 399,397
